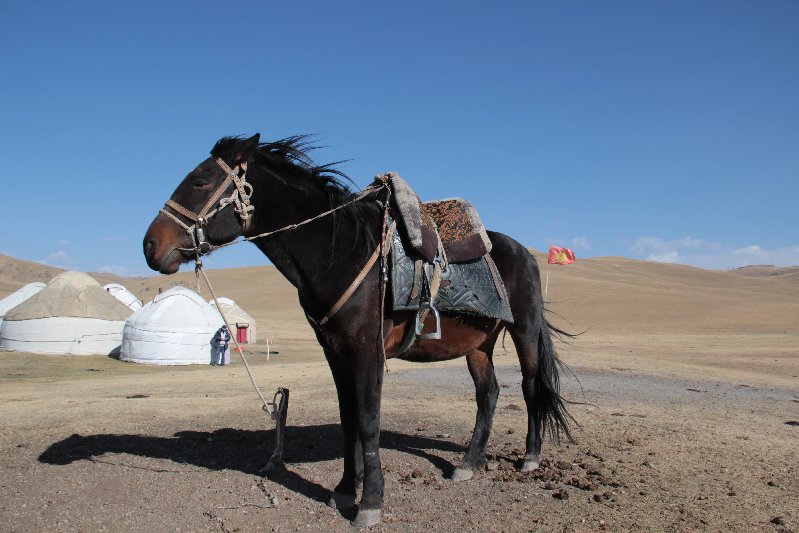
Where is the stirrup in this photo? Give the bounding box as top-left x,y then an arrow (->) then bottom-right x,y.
416,302 -> 441,340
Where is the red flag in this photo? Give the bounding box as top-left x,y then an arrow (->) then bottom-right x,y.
548,245 -> 576,265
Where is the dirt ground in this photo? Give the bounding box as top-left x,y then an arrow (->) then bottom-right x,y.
1,330 -> 797,532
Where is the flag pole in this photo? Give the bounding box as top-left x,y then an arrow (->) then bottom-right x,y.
544,262 -> 550,301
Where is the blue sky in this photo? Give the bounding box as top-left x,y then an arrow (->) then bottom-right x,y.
1,1 -> 797,276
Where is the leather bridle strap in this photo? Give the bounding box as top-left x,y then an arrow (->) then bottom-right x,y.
199,172 -> 235,218
159,158 -> 254,255
164,198 -> 204,224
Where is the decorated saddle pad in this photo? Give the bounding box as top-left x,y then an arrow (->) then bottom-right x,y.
381,172 -> 492,264
421,198 -> 492,263
390,232 -> 514,324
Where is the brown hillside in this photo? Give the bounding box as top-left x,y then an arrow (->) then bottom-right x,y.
728,264 -> 799,277
2,252 -> 798,339
0,254 -> 64,296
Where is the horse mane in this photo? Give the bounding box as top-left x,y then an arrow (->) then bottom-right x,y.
211,135 -> 355,206
211,135 -> 377,255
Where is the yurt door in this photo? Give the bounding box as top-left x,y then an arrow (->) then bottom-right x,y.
236,324 -> 249,344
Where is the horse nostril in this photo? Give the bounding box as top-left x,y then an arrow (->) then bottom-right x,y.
144,238 -> 157,258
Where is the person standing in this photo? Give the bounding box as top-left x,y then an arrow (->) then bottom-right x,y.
211,325 -> 231,366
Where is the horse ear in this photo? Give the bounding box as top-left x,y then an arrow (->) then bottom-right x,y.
233,133 -> 260,165
213,133 -> 260,165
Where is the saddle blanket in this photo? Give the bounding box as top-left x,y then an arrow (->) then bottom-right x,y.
390,232 -> 514,324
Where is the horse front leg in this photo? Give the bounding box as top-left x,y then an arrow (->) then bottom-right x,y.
324,350 -> 364,511
351,345 -> 385,528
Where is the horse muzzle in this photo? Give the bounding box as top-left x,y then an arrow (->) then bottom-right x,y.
143,216 -> 193,274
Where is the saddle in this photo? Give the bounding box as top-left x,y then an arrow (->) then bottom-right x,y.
374,173 -> 514,348
380,172 -> 492,264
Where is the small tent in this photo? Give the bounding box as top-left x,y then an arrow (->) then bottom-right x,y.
103,283 -> 143,311
0,282 -> 46,331
121,286 -> 224,365
0,272 -> 130,355
209,297 -> 257,343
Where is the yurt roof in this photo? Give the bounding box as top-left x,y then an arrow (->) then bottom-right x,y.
153,285 -> 206,306
4,272 -> 131,321
103,283 -> 142,310
127,286 -> 222,330
0,282 -> 46,316
209,297 -> 255,322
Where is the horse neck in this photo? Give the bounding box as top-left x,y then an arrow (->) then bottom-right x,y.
246,165 -> 382,315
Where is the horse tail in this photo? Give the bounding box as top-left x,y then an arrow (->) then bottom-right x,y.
533,312 -> 577,442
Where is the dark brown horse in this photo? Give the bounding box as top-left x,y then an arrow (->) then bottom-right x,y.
143,134 -> 573,527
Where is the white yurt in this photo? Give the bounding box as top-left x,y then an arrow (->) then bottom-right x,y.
103,283 -> 143,311
120,286 -> 225,365
209,297 -> 257,344
0,282 -> 46,330
0,272 -> 130,355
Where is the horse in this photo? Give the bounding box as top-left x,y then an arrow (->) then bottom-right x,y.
143,133 -> 573,527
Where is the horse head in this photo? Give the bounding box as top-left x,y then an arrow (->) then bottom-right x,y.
143,134 -> 261,274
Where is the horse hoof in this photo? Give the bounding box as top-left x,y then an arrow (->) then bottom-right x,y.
451,467 -> 474,481
259,458 -> 282,475
328,491 -> 356,510
520,460 -> 540,472
352,508 -> 381,528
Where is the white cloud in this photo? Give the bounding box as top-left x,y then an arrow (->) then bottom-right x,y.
646,251 -> 684,263
631,237 -> 799,270
57,239 -> 70,245
571,237 -> 590,250
47,251 -> 70,262
98,264 -> 134,277
42,251 -> 74,267
547,237 -> 590,251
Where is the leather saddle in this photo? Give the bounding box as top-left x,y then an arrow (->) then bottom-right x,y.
378,172 -> 492,265
374,173 -> 513,347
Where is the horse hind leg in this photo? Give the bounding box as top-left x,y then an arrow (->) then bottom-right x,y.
509,309 -> 572,472
508,318 -> 545,472
452,344 -> 500,481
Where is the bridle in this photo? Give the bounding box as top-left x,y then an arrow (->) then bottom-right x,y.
159,157 -> 255,256
158,157 -> 397,328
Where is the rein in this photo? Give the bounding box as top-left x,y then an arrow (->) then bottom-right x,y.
210,176 -> 388,253
164,159 -> 393,324
159,161 -> 393,409
157,157 -> 395,471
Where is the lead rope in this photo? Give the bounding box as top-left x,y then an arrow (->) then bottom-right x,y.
198,255 -> 289,472
193,186 -> 389,414
210,181 -> 387,252
182,180 -> 392,415
155,176 -> 393,472
195,257 -> 275,417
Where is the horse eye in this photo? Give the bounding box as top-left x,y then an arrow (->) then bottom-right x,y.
192,179 -> 210,189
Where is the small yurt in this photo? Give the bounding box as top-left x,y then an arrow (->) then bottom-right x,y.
121,286 -> 224,365
0,282 -> 46,330
0,272 -> 130,355
209,297 -> 257,344
103,283 -> 143,311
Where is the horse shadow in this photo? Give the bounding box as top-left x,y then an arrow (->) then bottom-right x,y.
38,424 -> 465,504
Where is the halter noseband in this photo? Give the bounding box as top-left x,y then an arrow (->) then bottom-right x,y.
159,157 -> 254,256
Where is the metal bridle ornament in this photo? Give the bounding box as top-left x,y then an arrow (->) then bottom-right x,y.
159,158 -> 254,258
